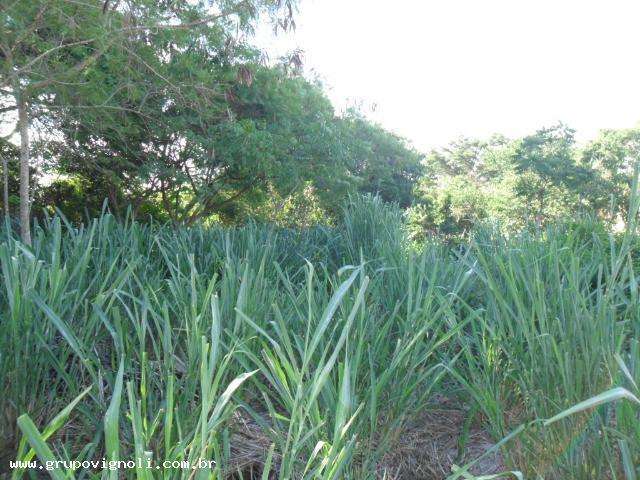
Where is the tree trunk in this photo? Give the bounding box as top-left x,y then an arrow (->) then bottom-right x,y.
17,94 -> 31,245
2,151 -> 8,217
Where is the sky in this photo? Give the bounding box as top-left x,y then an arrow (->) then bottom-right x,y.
256,0 -> 640,151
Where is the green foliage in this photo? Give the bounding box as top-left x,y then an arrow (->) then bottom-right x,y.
337,112 -> 424,209
1,195 -> 639,479
409,124 -> 639,240
252,182 -> 329,227
49,62 -> 423,223
410,135 -> 519,239
2,0 -> 423,227
580,127 -> 640,220
512,124 -> 595,220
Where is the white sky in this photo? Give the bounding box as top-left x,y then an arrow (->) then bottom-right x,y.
257,0 -> 640,151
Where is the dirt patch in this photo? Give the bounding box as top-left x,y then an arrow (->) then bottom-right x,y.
376,405 -> 506,479
226,400 -> 506,479
226,411 -> 274,477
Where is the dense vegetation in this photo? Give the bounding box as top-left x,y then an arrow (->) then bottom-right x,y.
1,195 -> 639,479
2,2 -> 639,240
408,125 -> 640,240
2,1 -> 640,479
0,0 -> 422,238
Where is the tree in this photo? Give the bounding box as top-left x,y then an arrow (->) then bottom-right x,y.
410,134 -> 518,238
51,62 -> 350,223
0,138 -> 18,216
580,127 -> 640,221
0,0 -> 296,242
424,134 -> 511,183
512,123 -> 596,224
1,1 -> 118,243
48,58 -> 423,224
338,111 -> 423,208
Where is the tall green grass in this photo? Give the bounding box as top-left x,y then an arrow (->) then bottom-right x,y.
1,195 -> 638,479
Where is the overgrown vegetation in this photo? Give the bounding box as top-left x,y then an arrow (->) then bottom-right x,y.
1,194 -> 639,479
3,3 -> 639,242
0,0 -> 422,238
2,1 -> 640,479
408,125 -> 640,240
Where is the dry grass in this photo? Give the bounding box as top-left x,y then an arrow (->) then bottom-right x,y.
376,398 -> 505,480
223,397 -> 507,480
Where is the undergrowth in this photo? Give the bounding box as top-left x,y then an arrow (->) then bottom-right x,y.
1,195 -> 639,479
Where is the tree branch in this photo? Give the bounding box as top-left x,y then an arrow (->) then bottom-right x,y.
17,39 -> 96,75
0,104 -> 17,114
113,1 -> 252,35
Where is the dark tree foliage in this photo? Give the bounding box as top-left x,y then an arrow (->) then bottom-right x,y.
0,0 -> 424,227
338,112 -> 423,209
